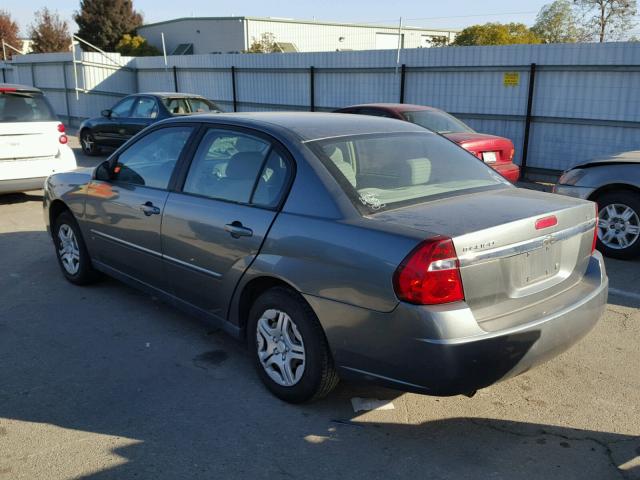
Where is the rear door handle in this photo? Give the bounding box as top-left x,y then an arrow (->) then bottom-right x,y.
224,222 -> 253,238
140,201 -> 161,216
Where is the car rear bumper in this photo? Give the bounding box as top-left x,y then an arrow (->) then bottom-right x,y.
306,252 -> 607,396
0,177 -> 47,194
492,163 -> 520,183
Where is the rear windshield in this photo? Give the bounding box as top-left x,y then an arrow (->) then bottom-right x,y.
162,97 -> 222,115
0,92 -> 57,122
402,110 -> 474,134
309,132 -> 510,213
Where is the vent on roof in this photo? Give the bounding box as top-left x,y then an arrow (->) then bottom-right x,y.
274,42 -> 298,53
171,43 -> 194,55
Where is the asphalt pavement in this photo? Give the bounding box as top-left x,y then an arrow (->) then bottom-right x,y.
0,139 -> 638,479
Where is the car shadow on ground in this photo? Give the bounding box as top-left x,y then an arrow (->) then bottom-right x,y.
0,192 -> 44,205
0,230 -> 638,480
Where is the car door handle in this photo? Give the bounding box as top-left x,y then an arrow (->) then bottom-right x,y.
224,222 -> 253,238
140,201 -> 161,216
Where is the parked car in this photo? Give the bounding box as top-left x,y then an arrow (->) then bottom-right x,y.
334,103 -> 520,182
44,113 -> 607,403
78,92 -> 222,155
0,83 -> 76,194
554,150 -> 640,259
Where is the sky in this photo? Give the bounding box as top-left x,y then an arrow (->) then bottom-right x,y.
6,0 -> 555,36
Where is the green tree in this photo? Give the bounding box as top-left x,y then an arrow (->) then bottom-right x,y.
532,0 -> 587,42
115,34 -> 160,56
29,8 -> 71,53
452,23 -> 542,46
0,9 -> 20,59
74,0 -> 143,51
245,32 -> 278,53
574,0 -> 638,42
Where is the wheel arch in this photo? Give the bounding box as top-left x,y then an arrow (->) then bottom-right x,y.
588,183 -> 640,202
48,199 -> 72,237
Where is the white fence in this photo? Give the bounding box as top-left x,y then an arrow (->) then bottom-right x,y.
2,42 -> 640,173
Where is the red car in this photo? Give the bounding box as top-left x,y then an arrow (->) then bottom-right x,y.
334,103 -> 520,182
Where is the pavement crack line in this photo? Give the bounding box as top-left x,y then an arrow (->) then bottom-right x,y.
467,418 -> 638,480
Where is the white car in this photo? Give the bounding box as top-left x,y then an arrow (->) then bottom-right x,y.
0,84 -> 76,194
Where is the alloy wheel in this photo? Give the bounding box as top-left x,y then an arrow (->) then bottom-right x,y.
58,224 -> 80,275
597,203 -> 640,250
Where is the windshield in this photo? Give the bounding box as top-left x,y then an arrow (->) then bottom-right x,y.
309,132 -> 510,213
0,92 -> 57,122
163,97 -> 222,115
402,109 -> 474,134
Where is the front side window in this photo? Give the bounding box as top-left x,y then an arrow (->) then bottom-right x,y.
402,110 -> 474,134
309,132 -> 510,213
132,97 -> 158,119
113,127 -> 193,189
0,92 -> 56,122
111,97 -> 136,118
183,129 -> 289,207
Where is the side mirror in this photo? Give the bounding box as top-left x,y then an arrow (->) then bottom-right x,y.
101,109 -> 112,118
95,160 -> 114,181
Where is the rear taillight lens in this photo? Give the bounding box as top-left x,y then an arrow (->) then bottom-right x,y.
393,236 -> 465,305
509,148 -> 515,161
592,204 -> 599,254
59,135 -> 68,144
57,123 -> 65,133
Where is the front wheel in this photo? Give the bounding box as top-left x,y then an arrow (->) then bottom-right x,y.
595,191 -> 640,259
80,129 -> 100,156
53,212 -> 100,285
248,287 -> 338,403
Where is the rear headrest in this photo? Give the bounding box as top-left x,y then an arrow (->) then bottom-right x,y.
401,157 -> 431,185
226,152 -> 264,179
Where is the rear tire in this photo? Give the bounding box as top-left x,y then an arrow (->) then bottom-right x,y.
53,211 -> 100,285
594,191 -> 640,260
248,287 -> 339,403
80,129 -> 100,156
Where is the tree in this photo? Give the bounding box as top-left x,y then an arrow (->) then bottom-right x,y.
245,32 -> 279,53
0,9 -> 20,59
574,0 -> 638,42
29,8 -> 71,53
532,0 -> 587,43
116,34 -> 160,56
74,0 -> 143,51
452,23 -> 542,46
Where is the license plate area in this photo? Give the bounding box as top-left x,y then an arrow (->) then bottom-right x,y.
514,244 -> 561,286
482,151 -> 498,163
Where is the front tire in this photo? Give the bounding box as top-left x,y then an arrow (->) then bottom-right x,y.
80,129 -> 100,156
595,191 -> 640,260
248,287 -> 338,403
53,211 -> 99,285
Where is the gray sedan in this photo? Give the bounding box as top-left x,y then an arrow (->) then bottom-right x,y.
554,150 -> 640,259
44,113 -> 607,403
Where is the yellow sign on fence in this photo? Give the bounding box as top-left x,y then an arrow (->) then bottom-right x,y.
503,72 -> 520,87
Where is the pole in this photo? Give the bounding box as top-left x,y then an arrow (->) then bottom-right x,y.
62,62 -> 71,126
71,40 -> 79,100
399,64 -> 406,103
2,40 -> 6,62
395,17 -> 403,74
161,32 -> 168,69
521,63 -> 537,175
173,65 -> 179,92
231,66 -> 237,112
309,66 -> 315,112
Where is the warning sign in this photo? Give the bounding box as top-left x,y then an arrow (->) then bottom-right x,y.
503,72 -> 520,86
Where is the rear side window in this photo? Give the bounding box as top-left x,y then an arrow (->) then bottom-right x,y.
0,92 -> 56,122
113,127 -> 193,189
309,132 -> 510,213
163,97 -> 222,115
183,129 -> 290,207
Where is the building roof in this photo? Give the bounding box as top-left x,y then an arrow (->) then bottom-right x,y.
139,16 -> 459,33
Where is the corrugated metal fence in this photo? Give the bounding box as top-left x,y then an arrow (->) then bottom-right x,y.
2,43 -> 639,173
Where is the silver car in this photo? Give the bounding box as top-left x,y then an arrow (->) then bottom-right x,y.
554,150 -> 640,259
44,113 -> 608,403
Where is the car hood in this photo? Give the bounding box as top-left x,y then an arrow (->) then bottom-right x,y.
571,150 -> 640,169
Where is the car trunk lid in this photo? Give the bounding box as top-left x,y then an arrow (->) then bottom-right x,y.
445,132 -> 514,165
0,122 -> 61,160
371,187 -> 597,329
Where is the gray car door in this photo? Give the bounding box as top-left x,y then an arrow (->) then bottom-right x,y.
161,127 -> 293,319
83,126 -> 195,291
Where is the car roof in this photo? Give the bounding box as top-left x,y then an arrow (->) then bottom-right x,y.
165,112 -> 430,141
342,103 -> 439,112
136,92 -> 207,99
0,83 -> 43,94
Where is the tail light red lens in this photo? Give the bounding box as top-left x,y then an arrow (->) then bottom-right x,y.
592,204 -> 599,254
59,135 -> 68,144
393,236 -> 465,305
57,123 -> 66,133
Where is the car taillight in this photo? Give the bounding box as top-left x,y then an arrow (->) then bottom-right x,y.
59,135 -> 68,144
509,148 -> 515,161
393,236 -> 465,305
592,204 -> 599,254
57,123 -> 65,133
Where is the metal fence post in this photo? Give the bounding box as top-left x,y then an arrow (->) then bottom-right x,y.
61,62 -> 71,126
399,63 -> 406,103
173,65 -> 179,92
521,62 -> 537,175
231,66 -> 237,112
310,66 -> 315,112
1,66 -> 5,83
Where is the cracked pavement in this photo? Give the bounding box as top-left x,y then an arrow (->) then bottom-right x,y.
0,142 -> 638,479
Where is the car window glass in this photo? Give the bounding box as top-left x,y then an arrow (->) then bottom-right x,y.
252,150 -> 291,208
360,108 -> 392,118
132,97 -> 158,119
163,98 -> 190,115
113,127 -> 193,189
185,98 -> 222,113
402,110 -> 474,134
0,92 -> 56,122
111,97 -> 136,118
183,129 -> 272,204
